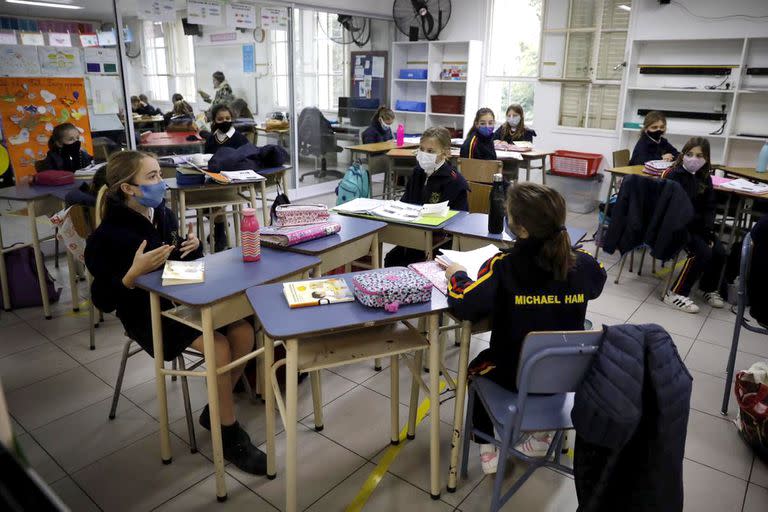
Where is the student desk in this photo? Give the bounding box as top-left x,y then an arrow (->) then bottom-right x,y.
254,126 -> 290,147
348,141 -> 419,198
134,248 -> 319,502
0,183 -> 82,319
132,115 -> 165,132
260,214 -> 386,276
444,213 -> 587,251
247,274 -> 449,511
336,209 -> 468,263
721,166 -> 768,184
138,132 -> 204,156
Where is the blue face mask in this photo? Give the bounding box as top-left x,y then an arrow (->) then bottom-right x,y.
478,126 -> 494,138
135,181 -> 167,208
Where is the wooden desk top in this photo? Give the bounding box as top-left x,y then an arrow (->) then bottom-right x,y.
721,166 -> 768,183
255,126 -> 290,134
133,115 -> 164,123
348,141 -> 418,154
139,132 -> 204,148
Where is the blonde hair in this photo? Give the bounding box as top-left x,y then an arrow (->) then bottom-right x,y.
420,126 -> 452,159
102,150 -> 155,218
372,106 -> 395,124
642,110 -> 667,131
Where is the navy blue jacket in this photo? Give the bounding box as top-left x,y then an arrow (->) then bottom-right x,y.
361,120 -> 393,144
662,165 -> 716,240
134,104 -> 161,116
572,323 -> 692,512
749,216 -> 768,326
204,130 -> 250,155
39,148 -> 93,172
460,130 -> 497,160
401,160 -> 469,212
629,133 -> 679,165
493,125 -> 536,143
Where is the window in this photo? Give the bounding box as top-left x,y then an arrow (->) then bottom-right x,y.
483,0 -> 542,123
141,21 -> 196,102
543,0 -> 631,129
271,30 -> 290,109
314,12 -> 348,111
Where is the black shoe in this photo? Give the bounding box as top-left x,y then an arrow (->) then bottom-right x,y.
222,422 -> 267,475
214,222 -> 228,252
199,405 -> 210,431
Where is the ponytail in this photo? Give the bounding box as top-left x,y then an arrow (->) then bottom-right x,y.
371,106 -> 394,125
539,228 -> 574,281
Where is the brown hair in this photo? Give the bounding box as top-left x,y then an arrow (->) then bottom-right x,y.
371,106 -> 395,125
420,126 -> 452,159
472,107 -> 495,129
642,110 -> 667,132
48,122 -> 78,150
673,137 -> 712,190
171,100 -> 193,117
130,95 -> 140,103
506,183 -> 575,281
499,104 -> 526,141
139,94 -> 149,103
102,150 -> 155,218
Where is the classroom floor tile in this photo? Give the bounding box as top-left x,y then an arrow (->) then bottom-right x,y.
85,349 -> 157,393
697,316 -> 768,358
0,321 -> 50,358
685,409 -> 754,480
53,318 -> 129,365
688,369 -> 738,418
49,477 -> 101,512
154,474 -> 277,511
682,459 -> 747,512
743,484 -> 768,512
684,340 -> 763,379
628,301 -> 707,338
0,342 -> 79,392
122,373 -> 210,424
16,432 -> 67,484
585,290 -> 644,321
751,456 -> 768,489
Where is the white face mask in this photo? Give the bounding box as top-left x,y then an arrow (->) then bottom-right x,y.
508,115 -> 521,127
381,119 -> 392,130
416,150 -> 442,175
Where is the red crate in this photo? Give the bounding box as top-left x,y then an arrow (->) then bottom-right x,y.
549,150 -> 603,178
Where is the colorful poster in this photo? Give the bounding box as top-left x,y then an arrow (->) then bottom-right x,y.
137,0 -> 176,22
229,3 -> 257,29
187,0 -> 224,27
0,31 -> 17,45
97,30 -> 117,47
83,47 -> 118,74
20,32 -> 45,46
0,77 -> 93,180
85,75 -> 121,115
0,45 -> 42,77
242,44 -> 254,73
38,47 -> 83,77
260,7 -> 288,31
48,32 -> 72,47
79,33 -> 99,47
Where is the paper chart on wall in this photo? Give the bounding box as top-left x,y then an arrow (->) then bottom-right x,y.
20,32 -> 45,46
38,46 -> 83,77
79,33 -> 99,47
84,47 -> 118,74
187,0 -> 225,26
86,75 -> 121,115
0,45 -> 41,77
0,31 -> 16,45
97,30 -> 117,47
260,6 -> 288,30
229,3 -> 257,29
48,32 -> 72,47
137,0 -> 176,22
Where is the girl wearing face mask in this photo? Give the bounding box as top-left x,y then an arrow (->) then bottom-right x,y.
204,105 -> 249,154
361,106 -> 395,144
383,127 -> 469,267
39,123 -> 93,172
493,104 -> 536,144
460,108 -> 497,160
85,152 -> 269,475
629,111 -> 679,165
661,137 -> 725,313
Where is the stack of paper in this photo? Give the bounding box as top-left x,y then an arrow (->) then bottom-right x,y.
719,178 -> 768,195
220,170 -> 265,183
333,198 -> 450,221
162,260 -> 205,286
436,244 -> 501,281
74,161 -> 107,178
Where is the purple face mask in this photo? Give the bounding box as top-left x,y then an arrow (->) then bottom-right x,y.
683,155 -> 706,174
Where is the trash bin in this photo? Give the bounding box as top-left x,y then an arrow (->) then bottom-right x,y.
547,172 -> 603,214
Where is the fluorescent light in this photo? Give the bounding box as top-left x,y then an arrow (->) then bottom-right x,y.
617,4 -> 631,11
5,0 -> 84,9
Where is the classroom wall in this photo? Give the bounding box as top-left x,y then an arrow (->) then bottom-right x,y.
269,0 -> 391,18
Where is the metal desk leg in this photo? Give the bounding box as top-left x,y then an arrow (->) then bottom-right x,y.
27,201 -> 51,319
65,250 -> 80,311
406,349 -> 423,439
202,306 -> 228,501
728,197 -> 746,252
594,173 -> 616,259
264,334 -> 277,479
390,354 -> 400,444
371,234 -> 382,371
540,156 -> 547,185
179,191 -> 187,234
259,181 -> 269,225
718,194 -> 732,241
285,338 -> 299,512
428,313 -> 441,499
0,218 -> 11,311
310,371 -> 324,431
150,293 -> 172,463
447,320 -> 471,492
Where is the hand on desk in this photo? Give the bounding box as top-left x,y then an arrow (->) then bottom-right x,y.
180,223 -> 200,258
444,262 -> 467,279
122,240 -> 173,289
662,153 -> 675,162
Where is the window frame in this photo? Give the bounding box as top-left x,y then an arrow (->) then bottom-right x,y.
271,29 -> 290,110
141,20 -> 196,103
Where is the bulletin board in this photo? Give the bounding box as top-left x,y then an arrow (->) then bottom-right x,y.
350,50 -> 388,104
0,77 -> 93,180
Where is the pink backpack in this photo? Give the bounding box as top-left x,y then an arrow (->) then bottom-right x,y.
33,170 -> 75,186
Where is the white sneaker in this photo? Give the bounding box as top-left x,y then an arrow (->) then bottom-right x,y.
479,444 -> 498,475
703,291 -> 725,308
663,292 -> 700,314
515,431 -> 554,458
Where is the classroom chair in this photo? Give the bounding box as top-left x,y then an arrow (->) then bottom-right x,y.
297,107 -> 344,182
457,158 -> 503,214
612,149 -> 630,168
721,233 -> 768,415
460,329 -> 603,512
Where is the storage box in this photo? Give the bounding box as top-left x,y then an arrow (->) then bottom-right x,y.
546,172 -> 603,214
399,69 -> 428,79
549,150 -> 603,178
395,100 -> 427,112
430,95 -> 465,114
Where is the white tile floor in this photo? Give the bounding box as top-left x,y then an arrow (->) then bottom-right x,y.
1,193 -> 767,511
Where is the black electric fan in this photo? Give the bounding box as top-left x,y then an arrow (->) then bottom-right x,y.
325,15 -> 371,47
393,0 -> 451,41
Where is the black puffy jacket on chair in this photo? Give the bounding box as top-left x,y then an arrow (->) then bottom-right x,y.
572,323 -> 692,512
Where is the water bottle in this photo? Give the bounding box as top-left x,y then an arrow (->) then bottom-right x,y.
488,173 -> 505,234
241,208 -> 261,262
396,123 -> 405,147
757,141 -> 768,173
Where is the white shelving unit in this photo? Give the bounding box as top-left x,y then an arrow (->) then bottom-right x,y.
390,40 -> 482,137
619,37 -> 768,167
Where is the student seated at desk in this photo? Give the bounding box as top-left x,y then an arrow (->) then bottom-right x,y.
661,137 -> 726,314
131,95 -> 161,116
163,93 -> 185,124
204,104 -> 250,154
361,106 -> 395,144
384,127 -> 469,267
445,182 -> 606,474
85,151 -> 267,475
39,122 -> 93,172
493,104 -> 536,144
460,108 -> 497,160
629,110 -> 679,165
165,100 -> 198,132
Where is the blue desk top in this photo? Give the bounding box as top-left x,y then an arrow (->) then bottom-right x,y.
335,209 -> 468,232
443,213 -> 587,246
165,166 -> 290,190
261,214 -> 386,255
135,247 -> 319,307
0,183 -> 78,201
246,270 -> 449,339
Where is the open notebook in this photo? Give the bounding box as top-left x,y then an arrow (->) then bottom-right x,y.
334,198 -> 453,224
436,244 -> 502,281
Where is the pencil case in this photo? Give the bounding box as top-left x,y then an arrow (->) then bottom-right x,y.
352,268 -> 432,312
273,204 -> 330,226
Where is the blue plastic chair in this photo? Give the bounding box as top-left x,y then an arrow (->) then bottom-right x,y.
460,330 -> 603,512
721,233 -> 768,415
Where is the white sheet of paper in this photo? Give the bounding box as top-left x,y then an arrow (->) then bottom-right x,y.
220,170 -> 264,183
420,201 -> 449,217
333,197 -> 385,213
372,56 -> 385,78
437,244 -> 501,281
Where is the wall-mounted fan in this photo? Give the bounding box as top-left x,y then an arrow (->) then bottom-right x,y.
393,0 -> 451,41
323,15 -> 371,47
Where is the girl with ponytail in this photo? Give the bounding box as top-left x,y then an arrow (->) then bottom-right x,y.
445,182 -> 606,474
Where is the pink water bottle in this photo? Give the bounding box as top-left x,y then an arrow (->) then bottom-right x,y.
241,208 -> 261,262
396,123 -> 405,147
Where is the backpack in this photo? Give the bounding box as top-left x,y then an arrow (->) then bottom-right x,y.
0,244 -> 61,309
335,162 -> 370,205
270,183 -> 291,226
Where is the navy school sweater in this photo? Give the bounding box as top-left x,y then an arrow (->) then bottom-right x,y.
629,133 -> 679,165
460,130 -> 497,160
401,160 -> 469,212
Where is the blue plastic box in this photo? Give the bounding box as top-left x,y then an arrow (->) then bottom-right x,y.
350,97 -> 380,109
395,100 -> 427,112
399,69 -> 428,80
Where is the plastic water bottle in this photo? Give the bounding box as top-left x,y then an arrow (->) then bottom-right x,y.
757,141 -> 768,173
241,208 -> 261,262
488,173 -> 505,234
396,124 -> 405,147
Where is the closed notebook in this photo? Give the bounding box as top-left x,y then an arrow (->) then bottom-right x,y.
283,278 -> 355,308
261,222 -> 341,247
161,260 -> 205,286
408,260 -> 448,295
